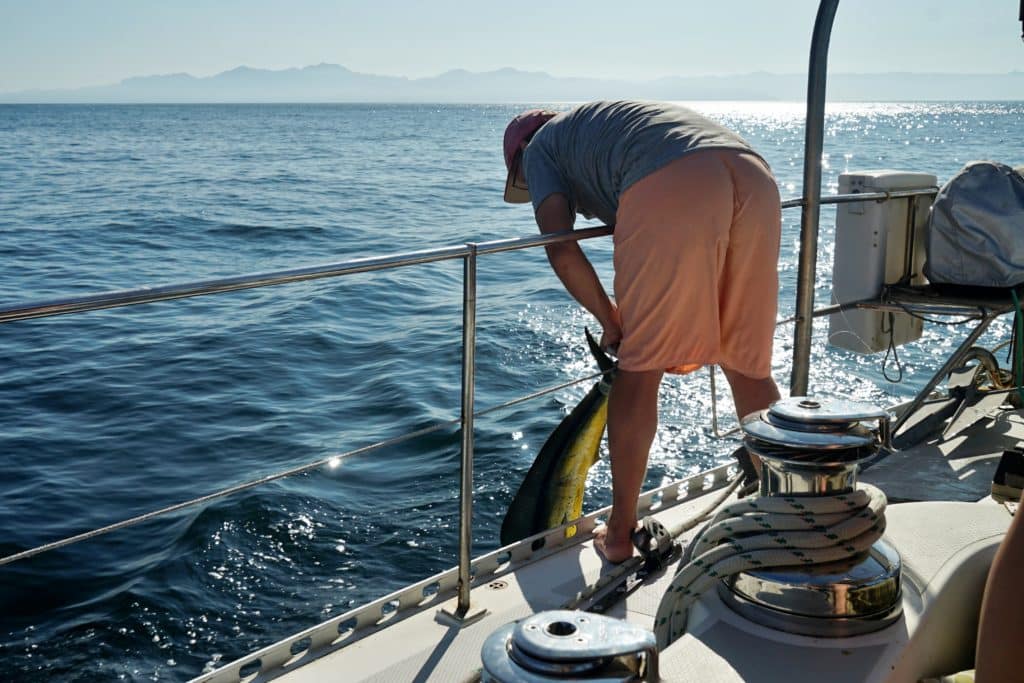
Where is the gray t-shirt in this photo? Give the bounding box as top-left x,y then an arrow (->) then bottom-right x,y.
522,100 -> 761,226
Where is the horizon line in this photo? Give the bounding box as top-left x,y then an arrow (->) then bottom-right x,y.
3,63 -> 1023,96
3,99 -> 1023,106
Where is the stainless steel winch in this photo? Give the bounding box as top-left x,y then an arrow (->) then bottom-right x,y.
719,396 -> 903,637
480,610 -> 658,682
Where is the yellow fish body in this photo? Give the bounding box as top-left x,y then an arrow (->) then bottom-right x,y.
501,330 -> 615,545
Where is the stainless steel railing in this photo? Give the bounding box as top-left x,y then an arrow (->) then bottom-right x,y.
0,229 -> 610,324
0,188 -> 943,614
792,0 -> 841,396
0,188 -> 938,326
456,244 -> 478,617
0,225 -> 609,615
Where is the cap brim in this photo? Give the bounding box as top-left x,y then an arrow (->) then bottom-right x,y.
503,157 -> 531,204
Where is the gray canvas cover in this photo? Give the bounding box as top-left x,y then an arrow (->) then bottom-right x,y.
924,160 -> 1024,288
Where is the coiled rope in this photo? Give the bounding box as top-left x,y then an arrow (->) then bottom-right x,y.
653,483 -> 888,649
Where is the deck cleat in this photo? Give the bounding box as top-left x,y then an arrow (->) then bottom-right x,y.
632,516 -> 676,574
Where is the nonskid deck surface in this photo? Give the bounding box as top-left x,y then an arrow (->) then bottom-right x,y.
274,489 -> 720,683
202,408 -> 1023,683
862,405 -> 1023,502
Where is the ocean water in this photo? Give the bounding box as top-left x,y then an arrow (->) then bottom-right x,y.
0,101 -> 1021,681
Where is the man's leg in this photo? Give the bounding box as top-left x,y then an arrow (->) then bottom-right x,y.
595,367 -> 664,563
721,366 -> 780,421
722,366 -> 781,480
716,150 -> 781,424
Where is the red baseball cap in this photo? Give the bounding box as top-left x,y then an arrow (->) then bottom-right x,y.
503,109 -> 557,203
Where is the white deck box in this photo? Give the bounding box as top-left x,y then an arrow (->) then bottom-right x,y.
828,170 -> 937,353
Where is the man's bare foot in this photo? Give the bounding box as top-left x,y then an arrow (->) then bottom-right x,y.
594,522 -> 639,564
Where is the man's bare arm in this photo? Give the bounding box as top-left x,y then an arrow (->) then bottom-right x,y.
534,193 -> 620,345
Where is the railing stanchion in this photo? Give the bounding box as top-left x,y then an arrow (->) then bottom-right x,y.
441,243 -> 487,625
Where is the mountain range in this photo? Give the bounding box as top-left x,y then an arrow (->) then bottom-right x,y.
2,63 -> 1021,103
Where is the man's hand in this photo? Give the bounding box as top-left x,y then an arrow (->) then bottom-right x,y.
600,302 -> 622,355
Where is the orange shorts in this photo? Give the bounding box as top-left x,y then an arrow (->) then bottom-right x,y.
612,148 -> 781,378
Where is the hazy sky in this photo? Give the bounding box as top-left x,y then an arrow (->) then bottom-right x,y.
2,0 -> 1022,92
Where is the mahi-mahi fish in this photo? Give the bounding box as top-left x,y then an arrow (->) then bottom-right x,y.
500,329 -> 617,546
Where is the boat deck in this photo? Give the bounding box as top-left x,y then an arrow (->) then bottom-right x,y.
198,404 -> 1024,683
864,404 -> 1023,502
264,484 -> 716,683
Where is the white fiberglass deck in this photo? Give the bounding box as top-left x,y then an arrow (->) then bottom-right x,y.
199,404 -> 1022,683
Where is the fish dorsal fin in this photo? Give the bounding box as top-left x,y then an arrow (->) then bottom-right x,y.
585,327 -> 616,376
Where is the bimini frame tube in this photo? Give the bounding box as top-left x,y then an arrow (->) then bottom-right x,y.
790,0 -> 840,396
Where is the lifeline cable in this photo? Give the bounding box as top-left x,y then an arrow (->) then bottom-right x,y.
0,367 -> 612,567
